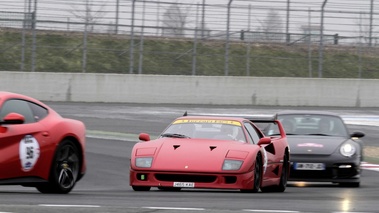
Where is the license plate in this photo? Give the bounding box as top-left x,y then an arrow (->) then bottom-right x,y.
173,182 -> 195,188
294,162 -> 325,170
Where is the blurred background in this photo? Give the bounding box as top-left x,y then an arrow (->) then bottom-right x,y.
1,0 -> 378,78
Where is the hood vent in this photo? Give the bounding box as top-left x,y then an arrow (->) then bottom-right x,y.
209,146 -> 217,151
173,145 -> 180,150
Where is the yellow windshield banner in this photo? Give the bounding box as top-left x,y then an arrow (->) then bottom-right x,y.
173,119 -> 241,126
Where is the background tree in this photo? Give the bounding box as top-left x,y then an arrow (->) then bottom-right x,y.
355,12 -> 377,46
256,9 -> 284,42
161,3 -> 191,37
69,0 -> 107,32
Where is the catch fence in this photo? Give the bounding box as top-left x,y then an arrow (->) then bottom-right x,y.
0,0 -> 378,78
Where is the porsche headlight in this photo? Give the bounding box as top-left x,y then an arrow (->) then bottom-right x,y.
135,157 -> 153,168
340,142 -> 356,157
222,160 -> 243,170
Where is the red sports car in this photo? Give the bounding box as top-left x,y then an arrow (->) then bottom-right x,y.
130,115 -> 289,192
0,91 -> 86,194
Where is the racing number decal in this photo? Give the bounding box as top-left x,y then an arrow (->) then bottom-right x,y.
19,135 -> 40,172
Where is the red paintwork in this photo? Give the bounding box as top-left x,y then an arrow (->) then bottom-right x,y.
0,92 -> 86,183
130,116 -> 289,191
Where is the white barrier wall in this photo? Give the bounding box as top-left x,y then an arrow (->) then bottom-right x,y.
1,71 -> 378,107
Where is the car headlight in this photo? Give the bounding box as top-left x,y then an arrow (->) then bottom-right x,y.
222,160 -> 243,170
135,157 -> 153,168
340,142 -> 356,157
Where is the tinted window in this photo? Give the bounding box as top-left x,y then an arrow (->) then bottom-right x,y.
0,99 -> 43,123
28,101 -> 48,121
244,122 -> 261,144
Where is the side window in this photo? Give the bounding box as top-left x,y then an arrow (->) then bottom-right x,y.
244,122 -> 261,144
28,102 -> 48,121
0,99 -> 36,123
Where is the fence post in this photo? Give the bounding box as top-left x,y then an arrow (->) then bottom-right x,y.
334,34 -> 338,45
240,30 -> 244,40
369,0 -> 374,47
138,1 -> 146,74
31,0 -> 37,72
82,0 -> 89,73
224,0 -> 233,76
286,0 -> 290,44
318,0 -> 328,78
129,0 -> 136,74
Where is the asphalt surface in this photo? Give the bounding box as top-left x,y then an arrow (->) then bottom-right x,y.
0,102 -> 379,213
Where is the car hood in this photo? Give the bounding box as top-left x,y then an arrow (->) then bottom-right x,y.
151,138 -> 247,172
287,135 -> 349,155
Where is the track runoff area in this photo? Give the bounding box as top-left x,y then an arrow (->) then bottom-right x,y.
342,115 -> 379,172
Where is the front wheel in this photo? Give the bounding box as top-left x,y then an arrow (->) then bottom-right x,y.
36,140 -> 80,194
241,153 -> 262,193
261,154 -> 288,192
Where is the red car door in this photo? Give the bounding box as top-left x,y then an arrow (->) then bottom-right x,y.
0,122 -> 48,179
0,99 -> 50,180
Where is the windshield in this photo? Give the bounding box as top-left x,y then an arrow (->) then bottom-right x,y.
161,119 -> 247,142
266,114 -> 349,137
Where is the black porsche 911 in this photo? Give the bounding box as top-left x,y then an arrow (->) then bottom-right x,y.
262,111 -> 365,187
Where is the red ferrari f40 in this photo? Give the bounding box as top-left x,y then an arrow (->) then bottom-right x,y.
130,115 -> 289,193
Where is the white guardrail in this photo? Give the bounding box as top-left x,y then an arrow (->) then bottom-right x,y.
1,71 -> 379,107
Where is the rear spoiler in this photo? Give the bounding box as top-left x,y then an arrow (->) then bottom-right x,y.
246,114 -> 287,138
182,111 -> 279,123
245,114 -> 278,123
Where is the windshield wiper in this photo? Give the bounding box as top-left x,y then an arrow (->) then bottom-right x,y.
161,133 -> 190,138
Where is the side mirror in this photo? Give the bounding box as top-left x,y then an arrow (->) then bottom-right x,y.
258,137 -> 271,145
0,113 -> 25,125
139,133 -> 151,141
350,131 -> 365,138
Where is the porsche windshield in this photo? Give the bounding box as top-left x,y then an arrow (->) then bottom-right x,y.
268,114 -> 349,137
161,119 -> 246,142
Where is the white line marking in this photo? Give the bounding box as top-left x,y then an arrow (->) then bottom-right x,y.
39,204 -> 100,208
243,210 -> 299,213
143,207 -> 205,211
332,212 -> 375,213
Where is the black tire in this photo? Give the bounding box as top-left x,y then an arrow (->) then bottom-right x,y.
36,140 -> 80,194
261,154 -> 288,193
241,153 -> 262,193
132,186 -> 151,191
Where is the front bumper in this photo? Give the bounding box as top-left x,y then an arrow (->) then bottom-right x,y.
129,169 -> 256,190
289,155 -> 360,183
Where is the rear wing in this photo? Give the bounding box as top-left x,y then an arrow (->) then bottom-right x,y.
246,114 -> 287,138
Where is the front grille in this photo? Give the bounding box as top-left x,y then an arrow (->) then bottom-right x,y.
290,168 -> 333,179
290,164 -> 359,180
334,164 -> 358,178
155,174 -> 217,183
224,176 -> 237,184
